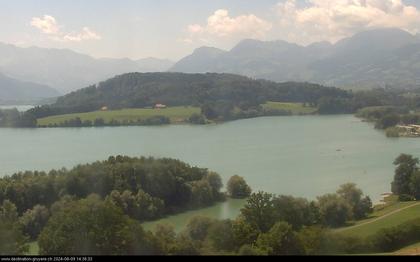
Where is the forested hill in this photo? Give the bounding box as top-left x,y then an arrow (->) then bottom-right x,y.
41,72 -> 350,113
6,72 -> 411,127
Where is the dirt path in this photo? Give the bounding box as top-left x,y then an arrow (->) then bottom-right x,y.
336,202 -> 420,233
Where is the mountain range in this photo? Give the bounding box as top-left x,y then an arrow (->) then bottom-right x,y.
0,72 -> 60,104
171,28 -> 420,89
0,42 -> 174,96
2,28 -> 420,103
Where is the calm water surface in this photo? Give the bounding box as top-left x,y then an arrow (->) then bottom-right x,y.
0,115 -> 418,230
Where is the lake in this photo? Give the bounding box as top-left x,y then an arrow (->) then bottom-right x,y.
0,115 -> 419,231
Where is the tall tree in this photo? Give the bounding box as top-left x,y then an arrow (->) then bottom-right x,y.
317,194 -> 352,227
409,171 -> 420,200
227,175 -> 252,199
256,222 -> 305,255
19,205 -> 50,240
391,154 -> 419,197
0,201 -> 28,255
337,183 -> 372,220
240,192 -> 276,232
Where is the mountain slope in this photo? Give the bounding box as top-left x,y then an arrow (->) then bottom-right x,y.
0,43 -> 174,93
0,73 -> 60,102
135,57 -> 175,72
171,28 -> 420,89
168,47 -> 226,73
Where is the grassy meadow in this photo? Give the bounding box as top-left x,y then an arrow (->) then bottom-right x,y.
336,196 -> 420,238
37,106 -> 201,126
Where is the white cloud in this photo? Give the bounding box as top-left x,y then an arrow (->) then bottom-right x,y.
185,9 -> 272,44
62,27 -> 101,42
188,24 -> 204,34
275,0 -> 420,44
31,15 -> 101,42
30,15 -> 60,35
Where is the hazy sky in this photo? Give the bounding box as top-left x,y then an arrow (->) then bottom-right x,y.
1,0 -> 420,60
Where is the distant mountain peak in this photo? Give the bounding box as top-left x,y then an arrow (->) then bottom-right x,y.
171,28 -> 420,89
335,28 -> 416,51
192,46 -> 226,55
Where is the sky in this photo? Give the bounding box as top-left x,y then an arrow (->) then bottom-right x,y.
1,0 -> 420,60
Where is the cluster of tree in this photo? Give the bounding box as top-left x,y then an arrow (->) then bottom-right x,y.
1,195 -> 171,256
317,185 -> 373,227
0,156 -> 230,232
1,161 -> 258,256
1,155 -> 377,256
0,200 -> 29,255
38,116 -> 171,128
1,157 -> 253,255
1,177 -> 376,256
18,193 -> 418,256
356,106 -> 420,132
391,154 -> 420,201
240,184 -> 372,232
27,182 -> 372,256
7,154 -> 420,255
200,103 -> 295,122
0,108 -> 36,128
37,195 -> 163,255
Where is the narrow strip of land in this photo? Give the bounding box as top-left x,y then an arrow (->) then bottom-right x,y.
336,202 -> 420,233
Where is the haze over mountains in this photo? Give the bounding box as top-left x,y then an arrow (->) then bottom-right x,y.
2,28 -> 420,104
0,73 -> 59,103
0,42 -> 174,96
171,28 -> 420,89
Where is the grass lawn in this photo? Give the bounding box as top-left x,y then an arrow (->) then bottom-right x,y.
37,103 -> 317,127
262,102 -> 317,115
27,241 -> 39,255
37,106 -> 201,126
344,196 -> 416,226
336,199 -> 420,238
393,242 -> 420,255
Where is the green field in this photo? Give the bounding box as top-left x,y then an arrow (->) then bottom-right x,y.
262,102 -> 317,115
27,241 -> 39,255
37,106 -> 201,126
336,200 -> 420,238
393,242 -> 420,255
37,102 -> 317,127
